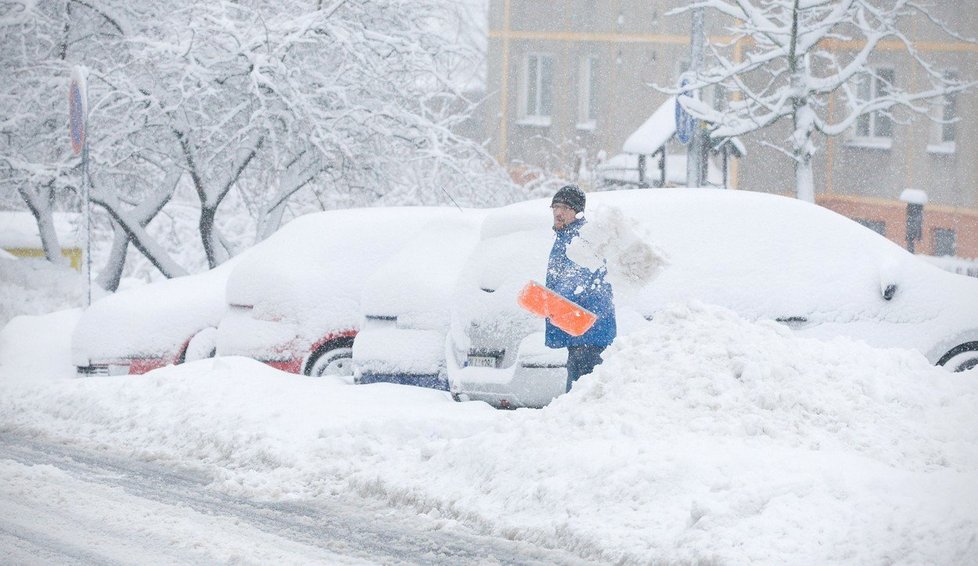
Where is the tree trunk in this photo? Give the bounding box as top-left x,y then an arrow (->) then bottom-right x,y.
794,147 -> 816,203
788,0 -> 816,203
199,205 -> 221,269
94,170 -> 180,290
259,199 -> 288,241
95,222 -> 129,291
91,193 -> 188,279
17,186 -> 68,266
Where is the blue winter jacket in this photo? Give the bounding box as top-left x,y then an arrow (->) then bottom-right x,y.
545,218 -> 617,348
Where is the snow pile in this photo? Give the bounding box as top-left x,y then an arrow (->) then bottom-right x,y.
0,309 -> 81,381
387,302 -> 978,564
567,204 -> 668,293
565,301 -> 972,470
1,302 -> 976,564
0,255 -> 84,329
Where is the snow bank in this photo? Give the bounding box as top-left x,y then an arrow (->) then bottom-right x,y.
0,255 -> 84,328
0,309 -> 81,381
1,303 -> 976,564
388,302 -> 978,564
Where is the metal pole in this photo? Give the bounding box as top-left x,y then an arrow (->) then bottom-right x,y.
687,5 -> 706,188
82,90 -> 91,307
82,145 -> 91,306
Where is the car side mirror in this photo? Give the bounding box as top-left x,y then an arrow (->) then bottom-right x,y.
879,257 -> 902,302
882,283 -> 897,301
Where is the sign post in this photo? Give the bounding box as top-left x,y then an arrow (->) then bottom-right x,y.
69,66 -> 91,307
686,5 -> 706,188
675,77 -> 695,146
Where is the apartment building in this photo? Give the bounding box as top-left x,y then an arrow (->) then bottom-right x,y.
484,0 -> 978,258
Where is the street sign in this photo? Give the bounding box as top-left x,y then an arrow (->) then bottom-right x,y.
675,77 -> 695,145
69,67 -> 87,155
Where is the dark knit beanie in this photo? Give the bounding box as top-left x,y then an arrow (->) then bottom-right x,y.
551,184 -> 585,213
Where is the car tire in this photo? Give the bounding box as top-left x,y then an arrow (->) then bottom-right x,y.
938,342 -> 978,372
306,345 -> 354,378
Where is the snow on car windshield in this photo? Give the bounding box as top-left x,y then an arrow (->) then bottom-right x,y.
223,207 -> 457,335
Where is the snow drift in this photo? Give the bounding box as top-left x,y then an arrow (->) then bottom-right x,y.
1,302 -> 976,565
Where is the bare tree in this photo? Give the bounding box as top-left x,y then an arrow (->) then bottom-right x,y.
3,0 -> 516,279
672,0 -> 974,202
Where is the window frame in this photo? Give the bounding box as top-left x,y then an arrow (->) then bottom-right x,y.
851,68 -> 896,149
576,55 -> 598,131
518,52 -> 555,127
928,70 -> 958,154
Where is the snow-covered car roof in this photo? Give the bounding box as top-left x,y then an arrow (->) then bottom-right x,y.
352,209 -> 488,380
219,206 -> 469,352
360,210 -> 486,327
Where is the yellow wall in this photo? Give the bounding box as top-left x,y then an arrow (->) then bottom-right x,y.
3,247 -> 83,271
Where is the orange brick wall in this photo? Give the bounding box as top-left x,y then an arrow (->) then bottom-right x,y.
818,195 -> 978,259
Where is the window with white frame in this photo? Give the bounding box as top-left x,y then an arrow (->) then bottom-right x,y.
521,53 -> 554,126
577,56 -> 598,129
854,68 -> 895,141
929,70 -> 958,153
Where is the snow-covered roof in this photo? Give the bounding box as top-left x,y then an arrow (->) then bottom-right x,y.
622,96 -> 676,155
0,211 -> 81,248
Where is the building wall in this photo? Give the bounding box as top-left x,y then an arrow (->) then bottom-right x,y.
3,247 -> 83,270
485,0 -> 978,257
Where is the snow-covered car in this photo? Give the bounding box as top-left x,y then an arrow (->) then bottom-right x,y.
352,210 -> 486,390
447,188 -> 978,409
215,206 -> 463,377
72,260 -> 237,376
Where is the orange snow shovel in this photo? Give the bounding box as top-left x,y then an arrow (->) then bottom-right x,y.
517,281 -> 597,337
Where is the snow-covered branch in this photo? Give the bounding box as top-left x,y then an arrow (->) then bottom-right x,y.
669,0 -> 975,202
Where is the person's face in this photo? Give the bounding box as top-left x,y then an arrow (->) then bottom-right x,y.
551,203 -> 576,230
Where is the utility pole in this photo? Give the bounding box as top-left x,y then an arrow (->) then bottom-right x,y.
686,5 -> 707,188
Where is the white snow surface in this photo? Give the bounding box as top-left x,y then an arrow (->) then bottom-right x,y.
217,206 -> 459,359
0,255 -> 84,328
622,96 -> 677,155
353,211 -> 486,375
2,299 -> 977,564
0,211 -> 81,248
567,204 -> 669,293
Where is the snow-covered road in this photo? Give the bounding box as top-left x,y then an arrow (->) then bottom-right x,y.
0,433 -> 586,565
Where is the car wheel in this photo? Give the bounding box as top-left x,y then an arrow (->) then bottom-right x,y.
938,342 -> 978,372
307,346 -> 354,378
182,327 -> 218,363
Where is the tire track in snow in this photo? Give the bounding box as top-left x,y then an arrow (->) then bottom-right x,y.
0,432 -> 589,565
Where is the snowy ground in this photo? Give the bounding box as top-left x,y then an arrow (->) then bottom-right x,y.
0,255 -> 84,328
1,269 -> 977,564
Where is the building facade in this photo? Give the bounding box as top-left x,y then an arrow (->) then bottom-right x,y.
485,0 -> 978,258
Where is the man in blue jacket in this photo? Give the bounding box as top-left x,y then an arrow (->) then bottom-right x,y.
546,185 -> 616,393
